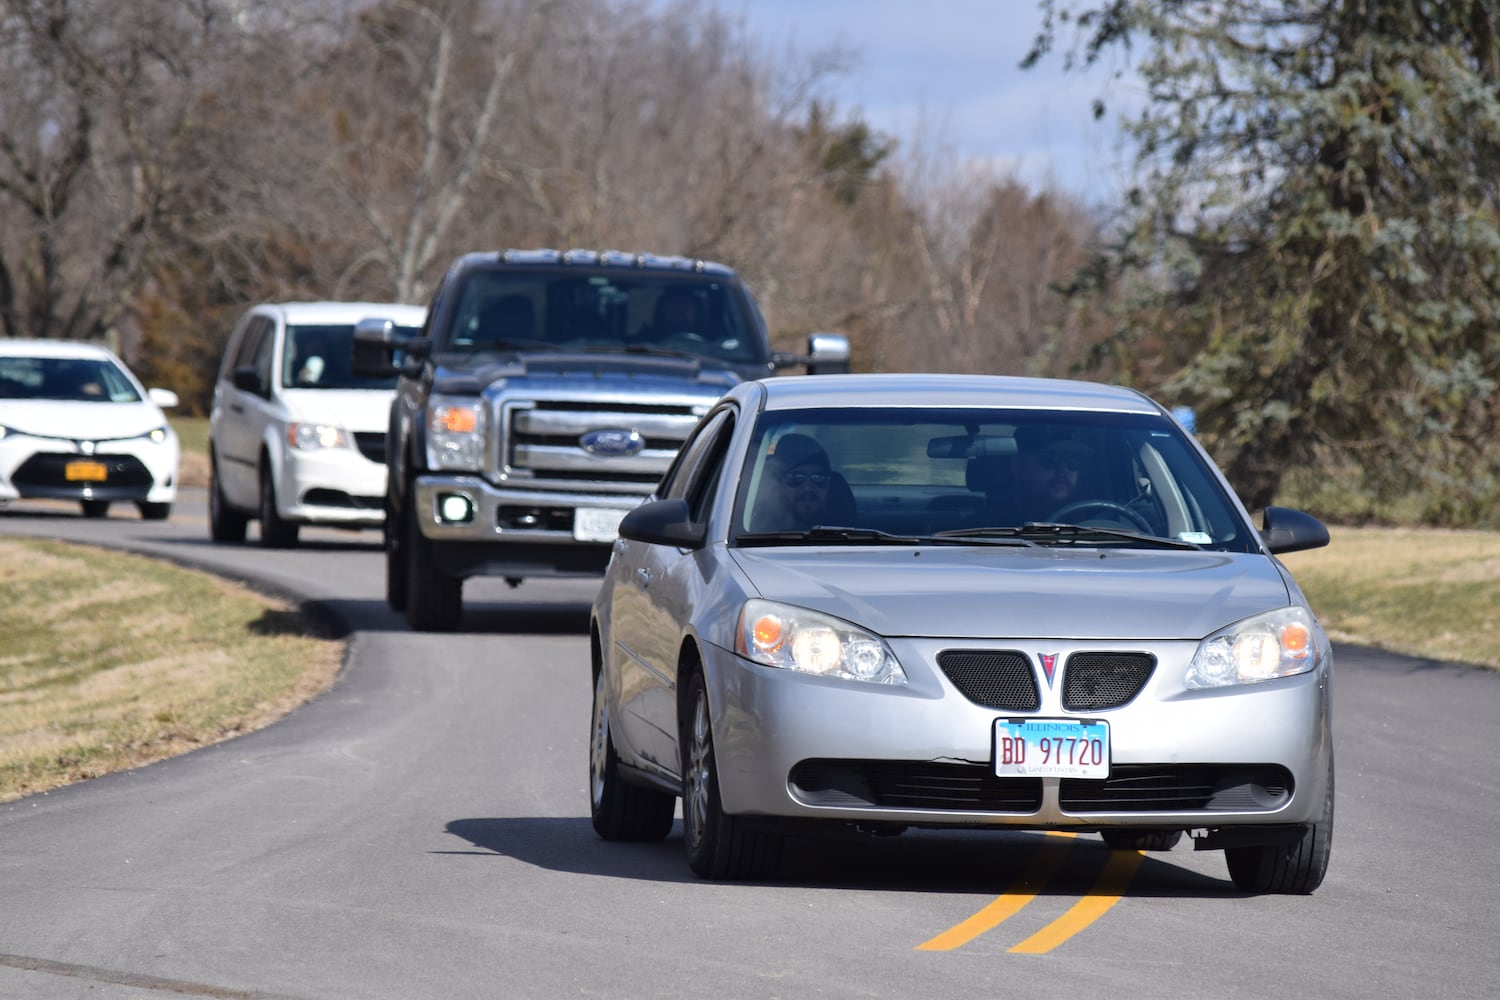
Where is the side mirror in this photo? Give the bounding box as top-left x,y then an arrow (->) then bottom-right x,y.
1259,506 -> 1330,555
148,387 -> 180,409
231,365 -> 263,395
617,498 -> 706,549
773,332 -> 851,375
353,316 -> 429,378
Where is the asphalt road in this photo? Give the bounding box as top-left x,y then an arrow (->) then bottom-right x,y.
1,490 -> 1497,1000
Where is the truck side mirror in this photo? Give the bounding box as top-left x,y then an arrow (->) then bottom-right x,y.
773,332 -> 851,375
353,317 -> 430,378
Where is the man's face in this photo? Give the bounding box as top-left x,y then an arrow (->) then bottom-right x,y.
777,461 -> 830,520
1020,445 -> 1086,504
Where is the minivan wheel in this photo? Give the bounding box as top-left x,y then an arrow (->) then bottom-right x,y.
208,451 -> 248,542
258,465 -> 299,548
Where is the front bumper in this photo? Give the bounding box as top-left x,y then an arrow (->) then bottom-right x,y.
413,474 -> 645,545
0,437 -> 177,504
275,447 -> 387,527
698,635 -> 1332,833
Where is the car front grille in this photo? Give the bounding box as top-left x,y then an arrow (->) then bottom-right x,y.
936,650 -> 1040,710
788,759 -> 1043,811
1060,765 -> 1293,812
1061,652 -> 1156,710
11,453 -> 156,491
787,761 -> 1292,815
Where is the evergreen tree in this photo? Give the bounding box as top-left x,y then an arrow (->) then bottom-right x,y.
1030,0 -> 1500,521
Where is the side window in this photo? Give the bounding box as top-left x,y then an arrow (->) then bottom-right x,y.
661,409 -> 734,521
248,319 -> 276,398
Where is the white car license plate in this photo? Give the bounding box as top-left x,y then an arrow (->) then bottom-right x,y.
574,507 -> 626,543
994,718 -> 1110,778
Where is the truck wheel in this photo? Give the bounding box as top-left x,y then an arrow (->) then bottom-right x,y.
258,464 -> 300,548
384,499 -> 408,612
404,499 -> 462,631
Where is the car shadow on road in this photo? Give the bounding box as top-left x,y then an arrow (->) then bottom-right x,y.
441,816 -> 1239,896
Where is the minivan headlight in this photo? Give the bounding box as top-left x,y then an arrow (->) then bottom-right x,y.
1186,606 -> 1324,688
735,599 -> 907,686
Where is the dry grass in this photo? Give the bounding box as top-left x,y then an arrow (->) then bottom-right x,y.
0,536 -> 342,802
1280,526 -> 1500,670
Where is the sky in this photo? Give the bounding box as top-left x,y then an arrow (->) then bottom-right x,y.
717,0 -> 1138,204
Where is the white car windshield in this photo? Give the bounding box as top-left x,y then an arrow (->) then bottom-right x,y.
0,356 -> 141,403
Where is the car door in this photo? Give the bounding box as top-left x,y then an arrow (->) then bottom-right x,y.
215,314 -> 277,507
614,407 -> 737,774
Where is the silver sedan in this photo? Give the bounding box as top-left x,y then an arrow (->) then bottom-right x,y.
589,373 -> 1334,892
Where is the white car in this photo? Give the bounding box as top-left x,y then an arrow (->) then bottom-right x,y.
208,301 -> 426,547
0,340 -> 180,520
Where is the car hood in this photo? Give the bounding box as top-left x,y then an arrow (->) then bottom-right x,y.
726,545 -> 1294,640
0,400 -> 168,441
278,389 -> 395,433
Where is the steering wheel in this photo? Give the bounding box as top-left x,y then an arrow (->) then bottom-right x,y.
1048,499 -> 1155,534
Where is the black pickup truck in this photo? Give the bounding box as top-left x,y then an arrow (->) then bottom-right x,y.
353,248 -> 850,630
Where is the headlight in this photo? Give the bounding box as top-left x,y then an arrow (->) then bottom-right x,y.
735,599 -> 906,686
287,422 -> 349,450
1186,606 -> 1323,689
427,394 -> 486,471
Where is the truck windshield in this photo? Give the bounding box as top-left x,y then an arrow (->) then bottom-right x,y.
441,270 -> 762,363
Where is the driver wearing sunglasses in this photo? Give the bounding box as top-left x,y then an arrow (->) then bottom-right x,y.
755,432 -> 837,531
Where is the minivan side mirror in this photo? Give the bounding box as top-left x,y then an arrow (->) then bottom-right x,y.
231,366 -> 263,395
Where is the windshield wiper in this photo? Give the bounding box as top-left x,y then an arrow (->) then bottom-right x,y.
736,526 -> 1036,547
943,522 -> 1203,550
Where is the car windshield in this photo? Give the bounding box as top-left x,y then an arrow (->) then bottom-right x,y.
732,407 -> 1259,553
438,269 -> 762,364
282,324 -> 417,389
0,356 -> 142,403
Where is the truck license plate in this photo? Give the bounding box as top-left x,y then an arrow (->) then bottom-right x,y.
573,507 -> 626,543
994,718 -> 1110,778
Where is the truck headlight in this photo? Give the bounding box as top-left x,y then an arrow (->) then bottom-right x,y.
428,395 -> 486,471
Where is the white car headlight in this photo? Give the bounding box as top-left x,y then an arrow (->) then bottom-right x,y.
427,394 -> 486,471
1186,606 -> 1323,689
736,599 -> 907,686
287,422 -> 349,450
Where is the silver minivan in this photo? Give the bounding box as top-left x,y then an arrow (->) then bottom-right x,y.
208,301 -> 425,546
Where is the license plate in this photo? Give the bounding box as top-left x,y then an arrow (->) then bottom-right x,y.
994,718 -> 1110,778
65,460 -> 108,483
573,507 -> 626,543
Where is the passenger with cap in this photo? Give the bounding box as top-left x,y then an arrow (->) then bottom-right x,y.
752,432 -> 838,531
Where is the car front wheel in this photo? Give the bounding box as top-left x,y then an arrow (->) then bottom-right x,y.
590,669 -> 675,841
80,500 -> 109,518
681,669 -> 782,880
137,501 -> 172,521
1225,759 -> 1333,894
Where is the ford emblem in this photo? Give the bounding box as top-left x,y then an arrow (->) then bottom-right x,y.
580,428 -> 644,457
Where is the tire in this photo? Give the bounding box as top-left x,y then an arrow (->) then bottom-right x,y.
404,497 -> 462,631
385,493 -> 407,612
80,500 -> 110,518
1225,759 -> 1333,894
208,451 -> 248,543
590,669 -> 675,841
136,501 -> 172,521
258,464 -> 300,548
681,669 -> 782,880
1102,829 -> 1183,852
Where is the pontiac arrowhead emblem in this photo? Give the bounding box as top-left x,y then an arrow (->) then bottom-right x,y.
1038,652 -> 1060,687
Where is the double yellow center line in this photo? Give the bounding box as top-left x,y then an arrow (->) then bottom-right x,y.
916,834 -> 1145,954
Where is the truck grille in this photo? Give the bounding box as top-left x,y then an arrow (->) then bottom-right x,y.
493,397 -> 707,494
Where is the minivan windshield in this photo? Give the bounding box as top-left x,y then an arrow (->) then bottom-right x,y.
282,324 -> 420,389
